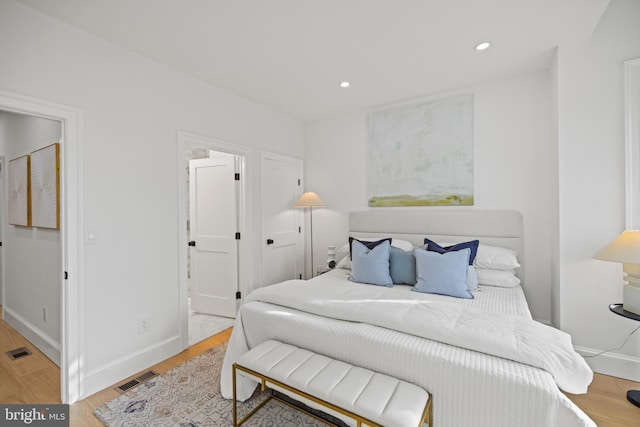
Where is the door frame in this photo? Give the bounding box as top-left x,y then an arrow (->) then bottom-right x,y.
0,90 -> 84,404
177,131 -> 252,349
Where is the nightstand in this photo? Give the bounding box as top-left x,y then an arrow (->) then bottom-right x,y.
609,304 -> 640,407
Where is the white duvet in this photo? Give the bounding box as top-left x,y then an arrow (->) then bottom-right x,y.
221,271 -> 596,427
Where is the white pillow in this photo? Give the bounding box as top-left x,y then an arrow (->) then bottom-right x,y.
475,244 -> 520,270
476,268 -> 521,288
439,242 -> 520,270
335,243 -> 350,264
336,255 -> 352,270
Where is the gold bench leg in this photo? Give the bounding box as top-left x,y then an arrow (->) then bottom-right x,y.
232,363 -> 238,426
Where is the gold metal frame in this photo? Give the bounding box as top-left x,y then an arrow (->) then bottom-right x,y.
232,362 -> 432,427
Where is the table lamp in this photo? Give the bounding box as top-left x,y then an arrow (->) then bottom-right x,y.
594,230 -> 640,315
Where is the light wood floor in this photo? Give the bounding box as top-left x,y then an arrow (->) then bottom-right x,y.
1,307 -> 638,426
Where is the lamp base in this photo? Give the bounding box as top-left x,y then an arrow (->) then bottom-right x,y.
623,283 -> 640,315
628,390 -> 640,407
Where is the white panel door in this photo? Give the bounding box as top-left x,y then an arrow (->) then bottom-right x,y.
261,152 -> 303,286
189,156 -> 238,317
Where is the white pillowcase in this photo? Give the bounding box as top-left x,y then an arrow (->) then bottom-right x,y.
335,243 -> 350,264
439,242 -> 520,270
336,255 -> 352,270
475,245 -> 520,270
476,268 -> 521,288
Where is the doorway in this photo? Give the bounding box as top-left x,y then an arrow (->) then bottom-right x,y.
0,111 -> 62,366
0,90 -> 82,404
177,131 -> 252,349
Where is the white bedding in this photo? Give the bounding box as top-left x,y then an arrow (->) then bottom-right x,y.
221,270 -> 595,427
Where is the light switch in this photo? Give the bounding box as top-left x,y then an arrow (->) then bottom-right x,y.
85,227 -> 99,245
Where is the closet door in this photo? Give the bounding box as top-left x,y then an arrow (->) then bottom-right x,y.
261,152 -> 303,286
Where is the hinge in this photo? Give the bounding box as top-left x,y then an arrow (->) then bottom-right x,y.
235,232 -> 241,240
298,179 -> 301,186
235,173 -> 240,181
235,291 -> 241,300
64,271 -> 68,280
299,274 -> 302,279
298,226 -> 301,233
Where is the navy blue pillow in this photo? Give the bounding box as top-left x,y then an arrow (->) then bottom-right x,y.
424,238 -> 479,266
349,237 -> 392,258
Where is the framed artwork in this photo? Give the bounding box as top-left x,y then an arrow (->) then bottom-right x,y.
367,94 -> 474,207
625,58 -> 640,229
8,155 -> 31,227
30,143 -> 60,229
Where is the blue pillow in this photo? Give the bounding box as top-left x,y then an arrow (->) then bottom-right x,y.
390,246 -> 416,285
350,240 -> 393,287
413,247 -> 473,299
424,238 -> 479,265
349,237 -> 392,258
466,266 -> 479,291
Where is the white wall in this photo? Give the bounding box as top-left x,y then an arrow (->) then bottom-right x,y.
305,71 -> 554,322
306,0 -> 640,381
0,0 -> 304,398
0,111 -> 62,364
556,0 -> 640,380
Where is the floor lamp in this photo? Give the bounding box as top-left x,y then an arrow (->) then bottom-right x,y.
294,192 -> 325,278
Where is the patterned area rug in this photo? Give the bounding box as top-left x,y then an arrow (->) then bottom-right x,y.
94,343 -> 336,426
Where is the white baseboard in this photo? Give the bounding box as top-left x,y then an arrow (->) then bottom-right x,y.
3,306 -> 60,366
82,335 -> 183,399
575,345 -> 640,382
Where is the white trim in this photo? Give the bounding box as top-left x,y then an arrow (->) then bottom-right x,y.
625,58 -> 640,230
0,90 -> 83,404
177,130 -> 253,349
83,335 -> 181,397
3,306 -> 61,365
576,345 -> 640,382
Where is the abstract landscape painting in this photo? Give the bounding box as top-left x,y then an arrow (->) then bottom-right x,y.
367,94 -> 474,207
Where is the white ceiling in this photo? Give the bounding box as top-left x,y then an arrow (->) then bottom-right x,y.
16,0 -> 609,122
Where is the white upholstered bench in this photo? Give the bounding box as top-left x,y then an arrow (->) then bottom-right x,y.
232,340 -> 432,427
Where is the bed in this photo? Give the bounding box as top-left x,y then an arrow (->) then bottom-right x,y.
221,210 -> 595,427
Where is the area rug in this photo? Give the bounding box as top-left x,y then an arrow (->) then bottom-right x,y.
94,343 -> 337,426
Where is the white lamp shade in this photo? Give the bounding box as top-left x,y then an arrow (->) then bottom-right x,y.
294,192 -> 325,208
594,230 -> 640,264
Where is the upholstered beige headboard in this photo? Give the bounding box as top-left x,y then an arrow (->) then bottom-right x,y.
348,209 -> 524,280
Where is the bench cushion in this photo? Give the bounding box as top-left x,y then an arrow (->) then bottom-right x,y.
236,340 -> 430,427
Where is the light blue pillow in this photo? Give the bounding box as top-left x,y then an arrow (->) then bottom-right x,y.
413,247 -> 473,299
467,266 -> 479,291
350,239 -> 393,287
390,246 -> 416,285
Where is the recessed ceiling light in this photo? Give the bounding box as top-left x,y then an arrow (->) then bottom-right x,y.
475,42 -> 491,51
340,81 -> 350,88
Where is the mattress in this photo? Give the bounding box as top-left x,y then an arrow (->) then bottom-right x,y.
221,270 -> 595,427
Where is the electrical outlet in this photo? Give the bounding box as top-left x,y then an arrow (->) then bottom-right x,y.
315,265 -> 323,275
138,315 -> 150,334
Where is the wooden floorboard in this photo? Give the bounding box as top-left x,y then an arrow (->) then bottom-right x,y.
1,306 -> 638,426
